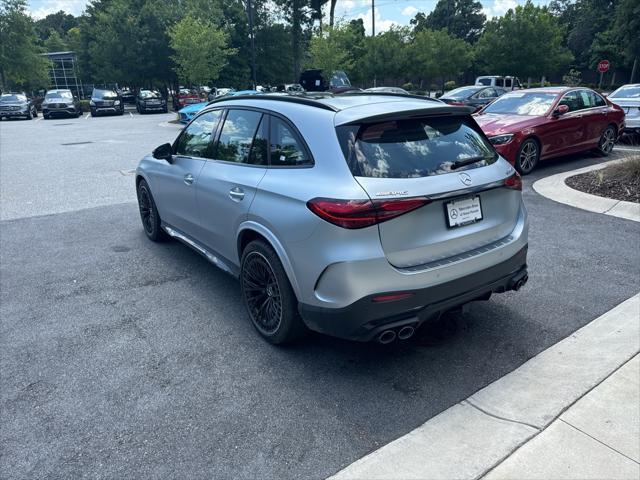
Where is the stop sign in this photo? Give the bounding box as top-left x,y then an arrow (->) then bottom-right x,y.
598,60 -> 610,73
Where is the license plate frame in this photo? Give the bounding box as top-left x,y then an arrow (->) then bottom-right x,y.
445,195 -> 483,228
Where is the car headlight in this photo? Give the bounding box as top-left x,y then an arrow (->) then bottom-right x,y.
114,100 -> 121,105
90,100 -> 95,106
489,134 -> 515,145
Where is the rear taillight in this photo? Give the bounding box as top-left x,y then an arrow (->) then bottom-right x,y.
307,197 -> 431,229
504,172 -> 522,191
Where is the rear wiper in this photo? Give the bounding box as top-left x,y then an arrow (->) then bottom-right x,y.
451,155 -> 493,170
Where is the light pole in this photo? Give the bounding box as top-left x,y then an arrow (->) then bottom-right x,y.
247,0 -> 257,89
372,0 -> 376,87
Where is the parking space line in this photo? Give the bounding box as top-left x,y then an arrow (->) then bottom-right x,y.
615,146 -> 640,152
85,113 -> 90,119
129,112 -> 134,118
35,116 -> 43,122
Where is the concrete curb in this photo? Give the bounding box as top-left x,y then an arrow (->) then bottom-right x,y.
532,159 -> 640,222
329,293 -> 640,480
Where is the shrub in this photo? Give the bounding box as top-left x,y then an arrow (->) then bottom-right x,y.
79,99 -> 91,112
444,80 -> 457,90
402,82 -> 414,91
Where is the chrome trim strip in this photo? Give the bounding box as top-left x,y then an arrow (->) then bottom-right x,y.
163,225 -> 234,275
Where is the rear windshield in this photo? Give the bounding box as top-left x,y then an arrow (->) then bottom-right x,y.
338,116 -> 497,178
443,87 -> 480,99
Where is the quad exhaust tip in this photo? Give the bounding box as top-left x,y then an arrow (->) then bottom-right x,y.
397,326 -> 415,340
378,330 -> 396,344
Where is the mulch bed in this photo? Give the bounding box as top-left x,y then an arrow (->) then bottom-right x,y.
566,159 -> 640,203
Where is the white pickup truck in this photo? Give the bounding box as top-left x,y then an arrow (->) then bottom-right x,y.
475,76 -> 523,91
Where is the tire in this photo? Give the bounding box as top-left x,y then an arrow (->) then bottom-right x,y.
43,113 -> 49,120
32,108 -> 37,118
596,125 -> 616,156
136,179 -> 168,242
90,109 -> 97,117
515,138 -> 540,175
240,240 -> 306,344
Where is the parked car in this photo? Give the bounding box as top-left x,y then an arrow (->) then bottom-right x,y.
173,88 -> 202,110
41,89 -> 82,119
178,101 -> 208,124
474,87 -> 625,174
299,69 -> 358,93
136,89 -> 168,114
119,88 -> 136,104
608,84 -> 640,137
0,92 -> 38,120
475,76 -> 523,91
135,93 -> 529,345
90,88 -> 124,117
440,86 -> 507,111
365,87 -> 410,95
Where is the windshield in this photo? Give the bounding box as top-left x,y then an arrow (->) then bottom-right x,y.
140,90 -> 161,99
180,89 -> 198,96
92,89 -> 117,99
330,71 -> 351,87
0,94 -> 27,102
443,87 -> 481,99
338,116 -> 497,178
45,91 -> 73,100
610,86 -> 640,99
483,92 -> 557,116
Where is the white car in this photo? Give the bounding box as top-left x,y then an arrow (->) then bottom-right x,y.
608,84 -> 640,137
475,76 -> 523,91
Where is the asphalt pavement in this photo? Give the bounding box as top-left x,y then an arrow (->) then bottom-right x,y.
1,113 -> 639,479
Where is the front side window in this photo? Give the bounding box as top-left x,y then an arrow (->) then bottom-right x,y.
559,91 -> 584,112
175,110 -> 222,158
339,116 -> 497,178
269,117 -> 311,166
216,109 -> 263,164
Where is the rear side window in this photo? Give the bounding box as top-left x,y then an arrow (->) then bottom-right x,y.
269,117 -> 311,166
338,116 -> 497,178
216,109 -> 263,164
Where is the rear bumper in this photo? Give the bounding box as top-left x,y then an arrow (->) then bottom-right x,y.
300,245 -> 528,341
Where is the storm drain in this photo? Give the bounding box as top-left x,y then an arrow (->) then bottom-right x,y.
61,141 -> 93,146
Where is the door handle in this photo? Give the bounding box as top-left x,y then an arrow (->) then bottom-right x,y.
184,173 -> 195,185
229,187 -> 245,201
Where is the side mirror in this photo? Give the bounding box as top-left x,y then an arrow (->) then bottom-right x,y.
553,104 -> 569,117
153,143 -> 173,162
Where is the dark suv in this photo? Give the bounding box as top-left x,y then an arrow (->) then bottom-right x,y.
136,90 -> 168,114
0,93 -> 38,120
90,89 -> 124,117
42,89 -> 82,119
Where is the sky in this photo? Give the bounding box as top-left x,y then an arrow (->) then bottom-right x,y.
28,0 -> 551,33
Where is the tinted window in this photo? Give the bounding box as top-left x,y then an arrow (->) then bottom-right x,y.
477,78 -> 491,86
591,91 -> 606,107
338,116 -> 496,178
270,117 -> 311,166
495,78 -> 504,87
175,110 -> 222,158
559,91 -> 584,112
484,92 -> 557,116
216,110 -> 262,164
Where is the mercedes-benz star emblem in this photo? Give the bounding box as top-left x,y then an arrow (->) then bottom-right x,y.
459,172 -> 472,186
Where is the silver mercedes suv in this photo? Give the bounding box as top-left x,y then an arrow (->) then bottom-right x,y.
136,93 -> 529,344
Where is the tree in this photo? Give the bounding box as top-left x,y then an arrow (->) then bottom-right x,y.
412,0 -> 486,43
168,15 -> 235,85
412,28 -> 473,90
43,29 -> 68,52
34,10 -> 77,41
475,1 -> 572,83
0,0 -> 50,90
306,24 -> 353,76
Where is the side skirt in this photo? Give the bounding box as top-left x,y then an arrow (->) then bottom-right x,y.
162,224 -> 239,277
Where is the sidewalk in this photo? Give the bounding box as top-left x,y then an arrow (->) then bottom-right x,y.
331,293 -> 640,480
485,355 -> 639,479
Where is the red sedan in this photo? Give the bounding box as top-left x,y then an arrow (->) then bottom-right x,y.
474,87 -> 625,174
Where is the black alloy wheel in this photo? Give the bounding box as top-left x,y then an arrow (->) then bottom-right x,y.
136,180 -> 166,242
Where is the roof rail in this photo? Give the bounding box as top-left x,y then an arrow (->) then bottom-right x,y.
207,93 -> 339,112
340,91 -> 442,103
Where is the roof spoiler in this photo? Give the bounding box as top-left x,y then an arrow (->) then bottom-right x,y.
336,105 -> 476,126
